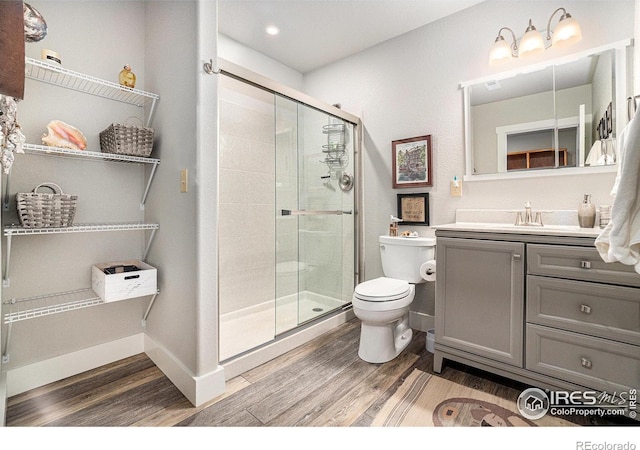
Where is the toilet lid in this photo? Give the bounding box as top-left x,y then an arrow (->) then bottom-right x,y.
354,277 -> 410,302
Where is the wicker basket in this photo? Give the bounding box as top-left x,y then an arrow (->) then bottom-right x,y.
16,183 -> 77,228
99,122 -> 154,157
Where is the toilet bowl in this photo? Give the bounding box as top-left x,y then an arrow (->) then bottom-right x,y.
353,277 -> 415,363
352,236 -> 436,363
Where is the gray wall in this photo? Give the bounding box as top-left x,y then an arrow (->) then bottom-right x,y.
302,0 -> 635,281
143,1 -> 200,376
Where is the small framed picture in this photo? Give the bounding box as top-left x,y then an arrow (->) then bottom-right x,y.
397,193 -> 429,225
392,135 -> 433,188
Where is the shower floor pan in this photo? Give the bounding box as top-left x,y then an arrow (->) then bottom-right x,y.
220,291 -> 346,361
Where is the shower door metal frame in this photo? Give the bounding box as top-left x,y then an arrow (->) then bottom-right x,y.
217,58 -> 364,290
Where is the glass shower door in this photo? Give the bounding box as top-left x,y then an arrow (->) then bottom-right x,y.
219,74 -> 357,360
218,75 -> 277,361
275,99 -> 355,335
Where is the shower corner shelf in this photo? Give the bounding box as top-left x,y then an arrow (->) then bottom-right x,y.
321,120 -> 348,171
25,57 -> 159,127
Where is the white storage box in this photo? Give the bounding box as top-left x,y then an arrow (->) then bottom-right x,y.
92,260 -> 157,302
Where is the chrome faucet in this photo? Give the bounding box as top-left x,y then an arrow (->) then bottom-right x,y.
514,201 -> 544,226
524,201 -> 533,224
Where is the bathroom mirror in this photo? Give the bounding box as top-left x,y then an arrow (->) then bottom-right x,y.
462,40 -> 632,179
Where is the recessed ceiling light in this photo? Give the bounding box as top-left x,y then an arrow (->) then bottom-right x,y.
265,25 -> 280,36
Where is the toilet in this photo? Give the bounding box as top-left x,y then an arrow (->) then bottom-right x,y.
352,235 -> 436,363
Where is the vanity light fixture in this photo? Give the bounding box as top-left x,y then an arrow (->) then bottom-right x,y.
489,6 -> 582,64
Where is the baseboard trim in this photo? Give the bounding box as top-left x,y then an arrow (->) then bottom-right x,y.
5,334 -> 144,397
144,334 -> 225,407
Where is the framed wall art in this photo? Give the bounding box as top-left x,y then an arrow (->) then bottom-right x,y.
392,135 -> 432,188
397,193 -> 429,225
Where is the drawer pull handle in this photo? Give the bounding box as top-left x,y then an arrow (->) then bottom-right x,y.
580,357 -> 593,369
513,254 -> 521,261
580,260 -> 591,269
580,304 -> 592,314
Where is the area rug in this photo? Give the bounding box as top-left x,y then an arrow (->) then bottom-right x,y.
372,369 -> 574,427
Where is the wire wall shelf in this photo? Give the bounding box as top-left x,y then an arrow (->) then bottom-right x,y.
2,223 -> 159,288
2,288 -> 159,362
25,57 -> 159,107
22,143 -> 161,165
24,58 -> 159,126
3,288 -> 104,324
4,222 -> 159,236
3,145 -> 160,212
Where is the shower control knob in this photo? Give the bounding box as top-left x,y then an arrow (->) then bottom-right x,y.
339,172 -> 354,191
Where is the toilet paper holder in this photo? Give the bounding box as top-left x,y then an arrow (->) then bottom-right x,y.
419,260 -> 437,282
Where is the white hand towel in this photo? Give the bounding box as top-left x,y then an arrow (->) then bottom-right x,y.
586,138 -> 618,166
595,115 -> 640,273
585,140 -> 602,166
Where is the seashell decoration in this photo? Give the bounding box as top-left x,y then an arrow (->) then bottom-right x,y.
23,3 -> 47,43
42,120 -> 87,151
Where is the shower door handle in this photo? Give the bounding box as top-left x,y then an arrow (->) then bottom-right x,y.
281,209 -> 352,216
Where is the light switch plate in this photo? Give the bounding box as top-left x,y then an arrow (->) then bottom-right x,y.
181,169 -> 188,193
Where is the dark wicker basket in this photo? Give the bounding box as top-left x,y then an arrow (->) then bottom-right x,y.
99,123 -> 154,157
16,183 -> 77,228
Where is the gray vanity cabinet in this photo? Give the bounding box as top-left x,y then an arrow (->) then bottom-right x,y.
434,229 -> 640,418
434,237 -> 525,370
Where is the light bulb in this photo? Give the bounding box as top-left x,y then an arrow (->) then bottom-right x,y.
518,20 -> 545,58
551,15 -> 582,47
489,37 -> 513,64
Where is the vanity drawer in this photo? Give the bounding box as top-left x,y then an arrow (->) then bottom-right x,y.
527,244 -> 640,287
527,275 -> 640,345
526,324 -> 640,393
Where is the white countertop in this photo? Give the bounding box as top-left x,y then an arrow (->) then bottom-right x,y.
431,208 -> 606,238
434,222 -> 602,238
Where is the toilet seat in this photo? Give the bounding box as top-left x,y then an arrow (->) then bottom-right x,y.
354,277 -> 410,302
352,277 -> 415,312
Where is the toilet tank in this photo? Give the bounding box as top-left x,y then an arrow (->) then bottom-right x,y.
379,235 -> 436,283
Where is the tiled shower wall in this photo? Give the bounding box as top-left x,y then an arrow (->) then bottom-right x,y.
219,76 -> 276,315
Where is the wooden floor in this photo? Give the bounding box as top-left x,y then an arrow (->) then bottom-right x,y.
4,318 -> 636,427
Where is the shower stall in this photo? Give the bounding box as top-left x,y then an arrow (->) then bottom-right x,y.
218,67 -> 360,362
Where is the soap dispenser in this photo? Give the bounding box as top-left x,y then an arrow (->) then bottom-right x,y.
578,194 -> 596,228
